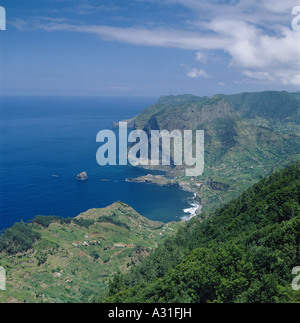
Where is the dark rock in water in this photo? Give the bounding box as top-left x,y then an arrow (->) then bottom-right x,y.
76,171 -> 88,181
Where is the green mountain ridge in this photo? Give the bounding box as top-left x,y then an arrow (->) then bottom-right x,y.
225,91 -> 300,123
107,161 -> 300,303
129,91 -> 300,212
134,91 -> 300,128
1,91 -> 299,304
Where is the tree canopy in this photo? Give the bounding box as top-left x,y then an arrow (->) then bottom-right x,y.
107,161 -> 300,303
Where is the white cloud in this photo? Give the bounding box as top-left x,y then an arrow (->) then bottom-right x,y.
205,17 -> 300,84
195,52 -> 207,63
187,68 -> 209,79
181,64 -> 210,79
35,22 -> 229,50
260,0 -> 298,13
243,71 -> 275,82
12,0 -> 300,85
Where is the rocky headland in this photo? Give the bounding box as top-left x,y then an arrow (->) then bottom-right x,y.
126,174 -> 176,186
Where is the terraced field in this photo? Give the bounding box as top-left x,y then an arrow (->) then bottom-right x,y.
0,202 -> 183,303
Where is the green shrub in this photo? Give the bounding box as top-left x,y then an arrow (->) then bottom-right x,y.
0,222 -> 41,254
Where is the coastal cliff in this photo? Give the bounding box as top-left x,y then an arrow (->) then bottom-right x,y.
113,91 -> 300,212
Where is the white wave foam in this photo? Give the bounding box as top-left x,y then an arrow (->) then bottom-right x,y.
182,202 -> 201,221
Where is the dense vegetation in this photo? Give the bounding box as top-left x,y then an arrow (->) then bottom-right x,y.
0,222 -> 41,254
0,215 -> 74,254
32,215 -> 72,227
225,91 -> 299,122
107,161 -> 300,303
97,214 -> 131,231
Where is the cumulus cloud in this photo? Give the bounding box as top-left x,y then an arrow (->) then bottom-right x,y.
12,0 -> 300,85
151,0 -> 300,85
181,64 -> 210,79
204,17 -> 300,84
195,52 -> 207,63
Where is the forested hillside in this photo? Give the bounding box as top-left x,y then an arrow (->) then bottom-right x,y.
107,162 -> 300,303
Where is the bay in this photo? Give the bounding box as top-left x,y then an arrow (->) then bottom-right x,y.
0,96 -> 194,230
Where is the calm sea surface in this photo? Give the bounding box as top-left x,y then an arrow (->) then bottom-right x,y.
0,96 -> 194,230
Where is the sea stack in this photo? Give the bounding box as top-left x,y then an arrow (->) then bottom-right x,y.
76,171 -> 88,181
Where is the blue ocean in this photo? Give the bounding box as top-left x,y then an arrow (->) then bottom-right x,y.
0,96 -> 194,230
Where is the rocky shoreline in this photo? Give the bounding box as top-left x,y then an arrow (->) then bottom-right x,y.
126,174 -> 177,186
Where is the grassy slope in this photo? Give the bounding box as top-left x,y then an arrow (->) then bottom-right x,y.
0,202 -> 183,303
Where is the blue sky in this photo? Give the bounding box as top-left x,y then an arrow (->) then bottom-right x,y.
0,0 -> 299,96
